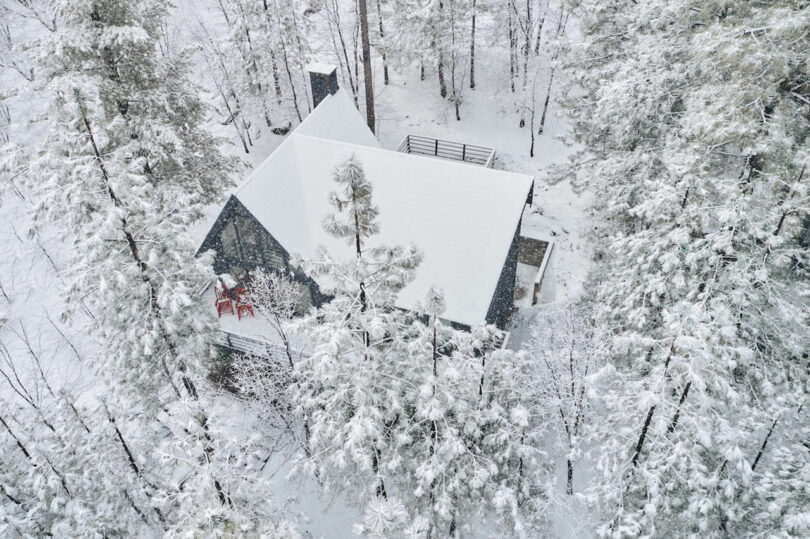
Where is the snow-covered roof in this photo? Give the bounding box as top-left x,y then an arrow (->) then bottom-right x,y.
305,62 -> 337,75
231,88 -> 534,327
294,89 -> 380,148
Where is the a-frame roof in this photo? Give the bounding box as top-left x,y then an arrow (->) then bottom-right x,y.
227,89 -> 534,327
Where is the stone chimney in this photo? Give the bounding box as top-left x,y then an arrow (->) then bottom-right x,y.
307,63 -> 339,108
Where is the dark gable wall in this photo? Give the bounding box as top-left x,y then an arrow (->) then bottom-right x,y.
485,217 -> 522,330
197,195 -> 328,307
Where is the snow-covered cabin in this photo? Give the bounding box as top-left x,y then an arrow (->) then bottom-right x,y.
199,66 -> 534,330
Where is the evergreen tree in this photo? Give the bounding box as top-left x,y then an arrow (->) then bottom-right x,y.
292,154 -> 422,503
26,0 -> 294,534
563,0 -> 810,535
396,292 -> 543,537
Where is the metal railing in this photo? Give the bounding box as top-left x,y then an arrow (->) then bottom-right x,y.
396,135 -> 495,167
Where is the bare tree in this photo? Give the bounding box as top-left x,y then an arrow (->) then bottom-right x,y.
229,269 -> 313,456
0,102 -> 10,144
527,303 -> 602,495
190,10 -> 254,152
323,0 -> 359,105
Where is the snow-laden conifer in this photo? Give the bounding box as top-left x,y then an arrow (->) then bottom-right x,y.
563,0 -> 810,534
292,154 -> 421,504
25,0 -> 295,534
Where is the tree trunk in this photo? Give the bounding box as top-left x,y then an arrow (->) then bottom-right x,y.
773,165 -> 805,236
529,89 -> 536,156
523,0 -> 531,89
566,457 -> 574,495
470,0 -> 476,89
372,449 -> 387,498
437,1 -> 447,98
538,79 -> 553,133
538,10 -> 566,134
631,405 -> 656,467
667,380 -> 691,433
438,50 -> 447,98
375,0 -> 389,85
478,353 -> 486,398
449,0 -> 459,120
270,48 -> 283,104
508,11 -> 516,93
358,0 -> 376,133
751,416 -> 779,472
534,0 -> 547,55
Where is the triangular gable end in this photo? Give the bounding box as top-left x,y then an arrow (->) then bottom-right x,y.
197,195 -> 328,307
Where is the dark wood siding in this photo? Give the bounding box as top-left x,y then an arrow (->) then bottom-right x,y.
198,195 -> 328,308
484,217 -> 522,330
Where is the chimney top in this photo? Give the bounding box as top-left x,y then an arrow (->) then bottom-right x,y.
307,63 -> 339,108
306,62 -> 338,76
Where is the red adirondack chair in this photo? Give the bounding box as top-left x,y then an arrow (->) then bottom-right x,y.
214,285 -> 231,305
236,303 -> 254,320
233,286 -> 248,302
217,299 -> 234,318
233,287 -> 254,320
214,285 -> 234,318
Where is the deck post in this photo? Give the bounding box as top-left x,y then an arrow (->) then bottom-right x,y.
434,139 -> 439,156
462,144 -> 467,162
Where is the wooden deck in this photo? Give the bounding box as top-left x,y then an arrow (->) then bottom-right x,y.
212,329 -> 305,362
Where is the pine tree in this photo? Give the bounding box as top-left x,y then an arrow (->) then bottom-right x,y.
562,0 -> 810,535
0,347 -> 153,535
27,0 -> 294,533
289,155 -> 546,536
292,154 -> 422,504
396,292 -> 542,537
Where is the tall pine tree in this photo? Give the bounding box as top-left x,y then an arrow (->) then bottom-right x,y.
27,0 -> 295,534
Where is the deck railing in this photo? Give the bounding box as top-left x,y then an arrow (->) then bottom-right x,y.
214,327 -> 509,360
397,135 -> 495,167
213,329 -> 301,361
